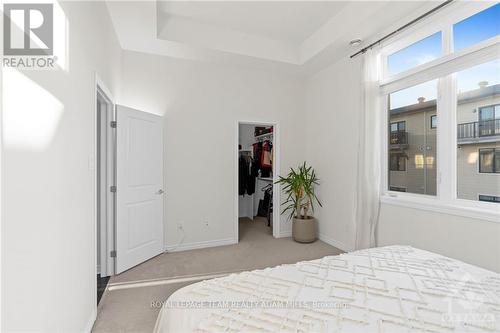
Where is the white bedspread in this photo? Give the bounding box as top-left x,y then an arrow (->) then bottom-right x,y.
154,246 -> 500,332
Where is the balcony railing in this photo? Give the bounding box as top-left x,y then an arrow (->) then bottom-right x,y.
390,131 -> 408,147
457,119 -> 500,140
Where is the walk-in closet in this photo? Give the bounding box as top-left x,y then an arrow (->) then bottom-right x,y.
238,123 -> 276,240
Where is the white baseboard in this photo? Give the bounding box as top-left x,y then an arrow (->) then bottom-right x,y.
318,233 -> 353,253
165,237 -> 237,253
84,308 -> 97,333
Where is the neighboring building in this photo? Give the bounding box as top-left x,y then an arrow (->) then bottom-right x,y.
389,83 -> 500,202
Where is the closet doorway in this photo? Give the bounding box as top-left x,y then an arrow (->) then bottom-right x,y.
95,79 -> 115,305
94,77 -> 165,307
236,121 -> 280,241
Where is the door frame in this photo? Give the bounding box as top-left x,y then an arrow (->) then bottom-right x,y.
93,73 -> 115,308
235,120 -> 281,240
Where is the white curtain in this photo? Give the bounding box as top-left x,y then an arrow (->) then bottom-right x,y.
354,47 -> 382,250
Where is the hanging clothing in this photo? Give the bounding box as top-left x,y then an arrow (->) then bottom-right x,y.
252,140 -> 273,178
239,156 -> 248,196
261,141 -> 272,168
260,140 -> 273,178
252,142 -> 262,176
239,155 -> 256,196
246,162 -> 256,195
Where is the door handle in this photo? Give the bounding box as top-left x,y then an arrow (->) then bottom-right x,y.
156,189 -> 164,195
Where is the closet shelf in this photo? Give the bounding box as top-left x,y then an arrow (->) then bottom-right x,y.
254,132 -> 273,141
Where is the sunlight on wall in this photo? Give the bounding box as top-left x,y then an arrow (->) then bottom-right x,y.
415,154 -> 424,169
426,156 -> 435,168
468,152 -> 479,164
3,68 -> 64,151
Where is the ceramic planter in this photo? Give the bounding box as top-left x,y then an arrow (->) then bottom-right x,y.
292,217 -> 316,243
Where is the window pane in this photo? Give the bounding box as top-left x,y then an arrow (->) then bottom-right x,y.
388,32 -> 442,76
453,4 -> 500,52
390,80 -> 437,110
457,59 -> 500,201
479,195 -> 500,203
388,80 -> 437,195
431,115 -> 437,129
479,106 -> 495,121
479,149 -> 494,173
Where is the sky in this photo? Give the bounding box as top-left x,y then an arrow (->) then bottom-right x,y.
389,3 -> 499,110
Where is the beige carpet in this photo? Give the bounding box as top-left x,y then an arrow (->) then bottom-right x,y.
92,217 -> 342,332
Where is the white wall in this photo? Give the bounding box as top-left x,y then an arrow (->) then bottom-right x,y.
378,205 -> 500,272
2,1 -> 121,331
119,50 -> 305,249
305,56 -> 500,273
304,57 -> 362,252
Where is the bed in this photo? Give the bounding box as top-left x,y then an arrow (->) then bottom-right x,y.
154,246 -> 500,332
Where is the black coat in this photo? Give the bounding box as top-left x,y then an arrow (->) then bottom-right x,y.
239,156 -> 248,196
239,156 -> 256,196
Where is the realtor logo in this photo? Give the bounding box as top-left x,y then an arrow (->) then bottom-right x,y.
3,3 -> 53,56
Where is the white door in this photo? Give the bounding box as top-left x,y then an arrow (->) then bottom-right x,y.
116,105 -> 164,274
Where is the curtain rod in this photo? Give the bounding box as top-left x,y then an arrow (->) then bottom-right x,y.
350,0 -> 454,59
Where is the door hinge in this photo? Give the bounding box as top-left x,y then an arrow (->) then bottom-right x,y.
110,185 -> 117,193
110,121 -> 117,128
110,250 -> 117,258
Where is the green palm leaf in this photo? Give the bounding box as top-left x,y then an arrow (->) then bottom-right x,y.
275,162 -> 321,220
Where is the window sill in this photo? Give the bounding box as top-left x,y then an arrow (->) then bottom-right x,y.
380,194 -> 500,223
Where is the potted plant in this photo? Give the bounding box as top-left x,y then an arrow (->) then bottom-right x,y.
276,162 -> 322,243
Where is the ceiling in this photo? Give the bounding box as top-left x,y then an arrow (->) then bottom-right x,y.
157,1 -> 347,44
106,1 -> 439,75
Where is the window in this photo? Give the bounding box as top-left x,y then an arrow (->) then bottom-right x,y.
479,104 -> 500,121
453,4 -> 500,52
387,32 -> 442,76
380,3 -> 499,220
478,104 -> 500,137
390,153 -> 406,171
479,149 -> 500,173
456,60 -> 500,201
479,195 -> 500,203
390,121 -> 407,145
430,115 -> 437,129
390,186 -> 407,192
390,121 -> 406,132
388,80 -> 437,195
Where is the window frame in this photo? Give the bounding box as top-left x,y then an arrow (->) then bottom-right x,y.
430,115 -> 437,129
479,148 -> 500,174
390,121 -> 406,133
380,1 -> 499,83
478,104 -> 500,121
378,2 -> 500,223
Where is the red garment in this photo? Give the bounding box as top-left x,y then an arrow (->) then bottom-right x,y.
261,141 -> 272,168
